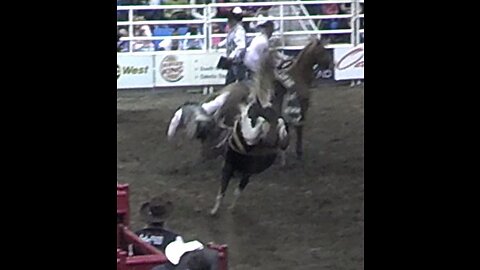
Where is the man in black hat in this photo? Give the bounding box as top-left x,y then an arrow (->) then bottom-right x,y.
135,195 -> 179,253
216,7 -> 247,85
138,196 -> 221,270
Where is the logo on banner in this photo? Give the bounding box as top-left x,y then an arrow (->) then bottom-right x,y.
336,46 -> 364,71
160,55 -> 184,82
315,69 -> 333,79
117,64 -> 149,80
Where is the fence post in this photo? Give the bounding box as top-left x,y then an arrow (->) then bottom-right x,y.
280,4 -> 285,48
128,8 -> 134,53
206,4 -> 211,52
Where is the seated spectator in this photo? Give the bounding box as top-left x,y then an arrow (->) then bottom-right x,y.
162,0 -> 191,20
319,3 -> 340,27
158,30 -> 183,51
132,16 -> 155,51
191,0 -> 214,19
143,0 -> 165,21
317,3 -> 343,43
215,0 -> 233,18
211,23 -> 223,48
132,0 -> 156,19
182,26 -> 204,50
117,28 -> 130,52
303,0 -> 321,17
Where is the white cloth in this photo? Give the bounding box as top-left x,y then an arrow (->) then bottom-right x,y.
244,34 -> 269,72
165,236 -> 204,265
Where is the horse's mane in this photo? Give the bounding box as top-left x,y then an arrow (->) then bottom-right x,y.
215,82 -> 250,127
292,39 -> 316,68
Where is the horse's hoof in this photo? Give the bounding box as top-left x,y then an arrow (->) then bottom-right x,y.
210,204 -> 221,216
209,208 -> 218,216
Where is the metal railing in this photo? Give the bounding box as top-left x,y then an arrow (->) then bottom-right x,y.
117,0 -> 364,53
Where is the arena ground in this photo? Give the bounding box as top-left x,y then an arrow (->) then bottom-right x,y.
117,83 -> 364,270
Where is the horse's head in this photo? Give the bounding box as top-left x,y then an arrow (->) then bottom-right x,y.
167,102 -> 217,142
306,37 -> 332,70
287,37 -> 332,85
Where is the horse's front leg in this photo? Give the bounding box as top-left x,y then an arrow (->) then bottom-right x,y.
295,125 -> 304,160
210,161 -> 234,216
278,118 -> 290,167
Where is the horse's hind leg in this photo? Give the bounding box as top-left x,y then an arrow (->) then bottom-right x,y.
229,173 -> 250,210
210,162 -> 234,216
279,150 -> 287,167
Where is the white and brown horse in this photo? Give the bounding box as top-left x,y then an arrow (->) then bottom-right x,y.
206,54 -> 290,215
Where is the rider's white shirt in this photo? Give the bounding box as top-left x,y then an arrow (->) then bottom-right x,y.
244,33 -> 269,72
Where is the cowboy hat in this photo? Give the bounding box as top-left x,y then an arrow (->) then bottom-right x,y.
139,195 -> 174,224
165,236 -> 204,265
227,7 -> 243,21
252,14 -> 279,30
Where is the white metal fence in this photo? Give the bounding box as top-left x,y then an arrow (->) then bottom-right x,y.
116,1 -> 364,89
117,0 -> 364,53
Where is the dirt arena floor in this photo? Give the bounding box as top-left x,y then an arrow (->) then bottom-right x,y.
117,83 -> 364,270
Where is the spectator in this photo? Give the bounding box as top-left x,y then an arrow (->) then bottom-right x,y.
144,0 -> 165,21
317,3 -> 341,43
117,28 -> 130,52
132,16 -> 155,51
135,195 -> 179,253
158,30 -> 183,51
182,26 -> 204,50
162,0 -> 191,20
211,23 -> 223,48
303,0 -> 321,17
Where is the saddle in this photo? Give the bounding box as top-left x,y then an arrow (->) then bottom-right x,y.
227,119 -> 283,157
